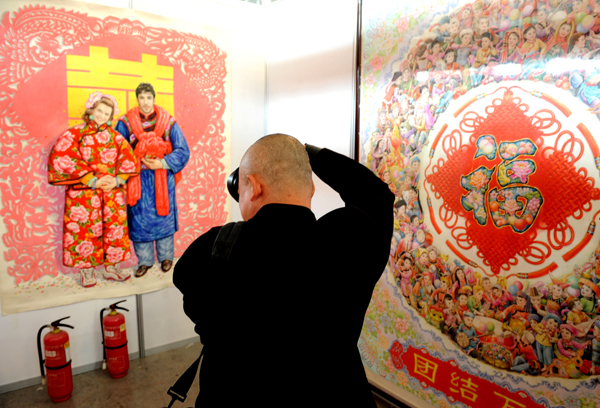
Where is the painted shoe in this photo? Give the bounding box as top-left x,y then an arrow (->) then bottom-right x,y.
135,265 -> 151,278
103,265 -> 131,282
80,268 -> 97,288
161,260 -> 173,272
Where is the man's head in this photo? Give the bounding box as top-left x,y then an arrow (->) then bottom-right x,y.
239,134 -> 314,221
136,83 -> 156,115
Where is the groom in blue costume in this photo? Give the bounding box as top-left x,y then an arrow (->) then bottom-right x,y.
116,83 -> 190,277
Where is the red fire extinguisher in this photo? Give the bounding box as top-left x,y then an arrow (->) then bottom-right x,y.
101,300 -> 129,378
37,316 -> 74,403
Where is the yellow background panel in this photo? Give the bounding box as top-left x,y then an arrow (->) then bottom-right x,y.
126,93 -> 174,117
66,46 -> 174,94
155,94 -> 174,117
66,46 -> 175,126
68,119 -> 80,128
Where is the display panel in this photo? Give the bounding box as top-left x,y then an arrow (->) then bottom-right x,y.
360,0 -> 600,406
0,0 -> 231,314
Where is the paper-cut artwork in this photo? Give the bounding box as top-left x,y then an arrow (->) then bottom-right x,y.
360,0 -> 600,405
425,87 -> 600,273
0,0 -> 231,315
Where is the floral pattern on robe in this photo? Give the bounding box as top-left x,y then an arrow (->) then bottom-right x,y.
48,122 -> 139,268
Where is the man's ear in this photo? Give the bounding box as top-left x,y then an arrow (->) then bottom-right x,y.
248,174 -> 263,202
311,180 -> 315,198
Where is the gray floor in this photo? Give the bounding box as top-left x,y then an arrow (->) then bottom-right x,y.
0,343 -> 399,408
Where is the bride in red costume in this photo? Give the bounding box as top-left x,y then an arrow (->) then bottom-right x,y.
48,92 -> 140,287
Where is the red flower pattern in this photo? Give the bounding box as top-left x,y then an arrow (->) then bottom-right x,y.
48,123 -> 140,267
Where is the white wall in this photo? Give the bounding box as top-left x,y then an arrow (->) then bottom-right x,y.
0,295 -> 139,389
0,0 -> 266,391
265,0 -> 358,218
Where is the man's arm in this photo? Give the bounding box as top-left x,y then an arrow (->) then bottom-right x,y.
306,145 -> 394,283
115,120 -> 131,143
305,145 -> 394,216
163,122 -> 190,173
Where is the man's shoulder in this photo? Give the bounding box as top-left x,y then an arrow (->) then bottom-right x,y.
156,105 -> 176,121
121,107 -> 140,118
189,226 -> 221,250
116,115 -> 131,130
186,222 -> 248,253
174,227 -> 222,281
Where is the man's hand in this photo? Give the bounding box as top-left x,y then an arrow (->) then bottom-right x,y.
142,157 -> 163,170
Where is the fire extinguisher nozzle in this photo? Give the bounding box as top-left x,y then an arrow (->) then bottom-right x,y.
102,360 -> 106,370
41,377 -> 46,385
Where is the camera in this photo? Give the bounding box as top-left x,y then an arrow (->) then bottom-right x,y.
227,168 -> 239,202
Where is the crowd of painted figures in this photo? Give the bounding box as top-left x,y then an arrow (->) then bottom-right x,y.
365,0 -> 600,379
392,239 -> 600,378
365,0 -> 600,187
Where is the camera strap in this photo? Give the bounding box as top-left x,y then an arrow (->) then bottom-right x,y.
165,222 -> 245,408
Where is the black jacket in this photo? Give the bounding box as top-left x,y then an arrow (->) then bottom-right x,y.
174,146 -> 394,407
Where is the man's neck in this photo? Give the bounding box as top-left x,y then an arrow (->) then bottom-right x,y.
140,107 -> 155,118
260,197 -> 312,211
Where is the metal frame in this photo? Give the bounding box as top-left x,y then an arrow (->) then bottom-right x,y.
352,0 -> 363,162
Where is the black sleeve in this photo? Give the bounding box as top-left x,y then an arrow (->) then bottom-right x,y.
306,145 -> 395,219
308,145 -> 395,294
173,227 -> 220,338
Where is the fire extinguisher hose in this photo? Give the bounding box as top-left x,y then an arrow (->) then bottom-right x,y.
100,308 -> 108,370
45,361 -> 72,371
37,325 -> 51,385
104,342 -> 129,350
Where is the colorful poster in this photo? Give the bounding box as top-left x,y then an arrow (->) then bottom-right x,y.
0,0 -> 231,315
360,0 -> 600,406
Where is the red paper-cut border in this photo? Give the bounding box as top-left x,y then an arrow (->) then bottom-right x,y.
0,5 -> 229,284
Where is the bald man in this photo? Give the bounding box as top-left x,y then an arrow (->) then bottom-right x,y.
174,134 -> 394,407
